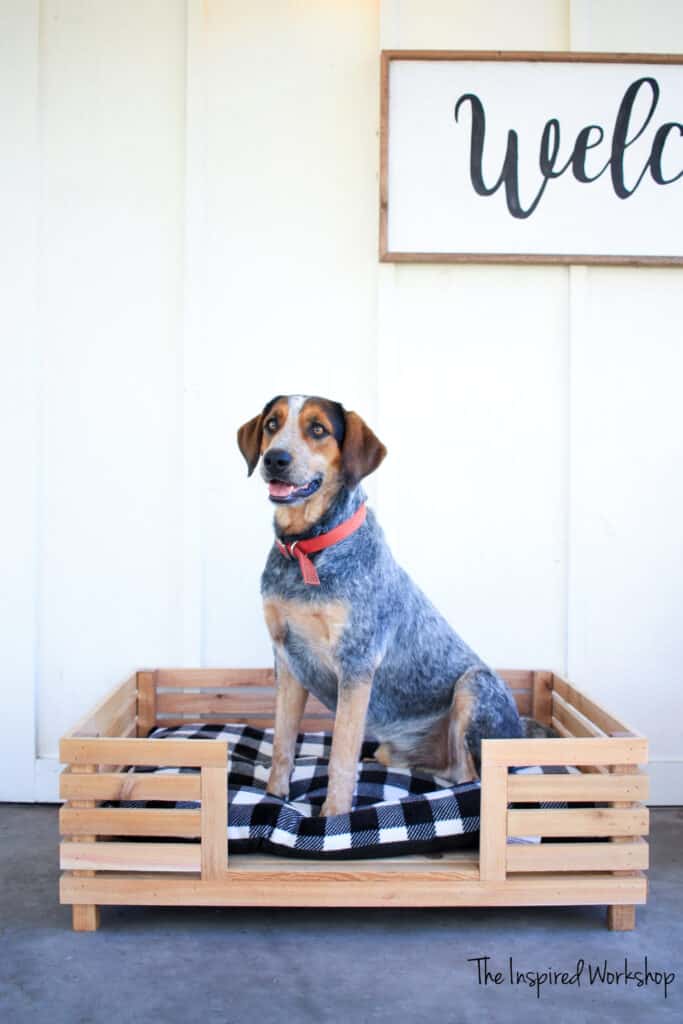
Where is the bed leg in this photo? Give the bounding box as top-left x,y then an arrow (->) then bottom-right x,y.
72,904 -> 100,932
606,761 -> 639,933
607,904 -> 635,931
69,763 -> 102,931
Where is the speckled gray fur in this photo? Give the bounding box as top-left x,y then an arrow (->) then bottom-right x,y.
261,483 -> 522,771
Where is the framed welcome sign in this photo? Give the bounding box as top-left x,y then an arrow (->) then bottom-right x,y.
380,51 -> 683,265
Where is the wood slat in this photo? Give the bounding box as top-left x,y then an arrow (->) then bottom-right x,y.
201,764 -> 228,877
551,674 -> 637,737
60,841 -> 202,873
607,762 -> 640,929
159,668 -> 533,691
153,716 -> 333,730
552,691 -> 606,738
496,670 -> 533,689
60,871 -> 647,909
224,850 -> 479,873
68,765 -> 103,933
512,692 -> 532,715
548,723 -> 609,774
551,717 -> 572,739
136,671 -> 156,737
157,692 -> 277,715
60,846 -> 478,876
64,675 -> 137,739
551,714 -> 596,739
60,736 -> 229,767
100,698 -> 137,738
531,671 -> 553,726
155,689 -> 331,717
508,771 -> 648,802
507,807 -> 649,839
507,840 -> 649,873
62,755 -> 647,807
302,715 -> 334,727
60,807 -> 202,838
482,735 -> 647,767
60,771 -> 202,802
479,764 -> 508,881
155,668 -> 275,688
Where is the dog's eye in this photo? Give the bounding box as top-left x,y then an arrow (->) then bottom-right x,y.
310,423 -> 327,438
265,417 -> 278,434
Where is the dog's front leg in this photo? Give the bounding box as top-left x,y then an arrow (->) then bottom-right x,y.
266,659 -> 308,799
321,678 -> 372,817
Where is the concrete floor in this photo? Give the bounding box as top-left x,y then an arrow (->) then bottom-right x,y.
0,805 -> 681,1024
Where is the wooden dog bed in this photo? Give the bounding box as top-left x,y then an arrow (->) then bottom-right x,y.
59,669 -> 648,932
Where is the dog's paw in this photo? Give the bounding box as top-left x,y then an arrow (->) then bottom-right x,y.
266,763 -> 292,800
266,781 -> 289,800
320,797 -> 351,817
373,742 -> 393,767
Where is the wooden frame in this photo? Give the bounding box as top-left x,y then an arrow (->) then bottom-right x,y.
379,49 -> 683,266
59,669 -> 648,932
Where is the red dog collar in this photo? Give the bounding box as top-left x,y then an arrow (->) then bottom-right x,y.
275,503 -> 367,586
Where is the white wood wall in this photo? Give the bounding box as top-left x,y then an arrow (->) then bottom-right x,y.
1,0 -> 681,803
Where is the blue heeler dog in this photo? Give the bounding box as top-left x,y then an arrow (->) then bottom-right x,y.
237,395 -> 524,816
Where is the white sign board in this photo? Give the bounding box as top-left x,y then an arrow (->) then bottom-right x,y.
380,52 -> 683,264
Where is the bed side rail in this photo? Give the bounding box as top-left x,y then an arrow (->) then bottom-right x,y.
60,675 -> 229,881
479,728 -> 648,907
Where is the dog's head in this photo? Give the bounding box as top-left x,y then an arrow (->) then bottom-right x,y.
237,395 -> 386,511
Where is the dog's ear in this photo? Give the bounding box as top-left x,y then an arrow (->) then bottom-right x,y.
236,412 -> 265,477
341,411 -> 387,487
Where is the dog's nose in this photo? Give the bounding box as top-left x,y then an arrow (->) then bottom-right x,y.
264,448 -> 292,475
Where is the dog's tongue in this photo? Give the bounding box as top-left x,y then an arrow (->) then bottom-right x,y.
269,481 -> 295,499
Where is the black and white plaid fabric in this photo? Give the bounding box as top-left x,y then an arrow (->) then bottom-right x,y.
106,723 -> 573,859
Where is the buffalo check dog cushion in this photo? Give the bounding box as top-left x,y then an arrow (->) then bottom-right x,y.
106,723 -> 573,859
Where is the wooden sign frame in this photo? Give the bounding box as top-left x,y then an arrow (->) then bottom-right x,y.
379,50 -> 683,266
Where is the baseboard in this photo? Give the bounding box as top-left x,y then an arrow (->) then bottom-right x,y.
21,756 -> 683,805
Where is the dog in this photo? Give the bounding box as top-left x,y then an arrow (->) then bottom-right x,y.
237,394 -> 524,817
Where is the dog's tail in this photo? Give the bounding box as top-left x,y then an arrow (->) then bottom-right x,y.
520,715 -> 559,739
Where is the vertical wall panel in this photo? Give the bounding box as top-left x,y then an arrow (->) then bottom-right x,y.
37,0 -> 187,757
200,0 -> 380,666
0,1 -> 40,799
570,0 -> 683,53
377,1 -> 570,670
568,3 -> 683,799
381,0 -> 569,51
377,265 -> 569,667
180,0 -> 208,666
568,269 -> 683,745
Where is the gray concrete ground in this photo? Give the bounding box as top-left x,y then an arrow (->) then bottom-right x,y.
0,804 -> 681,1024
